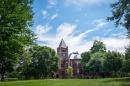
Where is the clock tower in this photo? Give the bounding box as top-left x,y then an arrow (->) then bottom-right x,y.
57,39 -> 68,77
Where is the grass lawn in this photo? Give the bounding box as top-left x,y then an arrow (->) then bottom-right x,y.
0,77 -> 130,86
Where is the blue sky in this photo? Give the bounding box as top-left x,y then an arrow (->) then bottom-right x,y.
32,0 -> 129,54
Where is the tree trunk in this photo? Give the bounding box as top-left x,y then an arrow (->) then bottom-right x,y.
1,73 -> 5,82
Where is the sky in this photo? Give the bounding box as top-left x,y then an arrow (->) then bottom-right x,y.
31,0 -> 130,54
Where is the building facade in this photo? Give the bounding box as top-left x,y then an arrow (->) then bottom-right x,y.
57,39 -> 83,78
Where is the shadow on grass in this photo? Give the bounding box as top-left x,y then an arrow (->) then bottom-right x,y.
103,77 -> 130,82
121,84 -> 130,86
103,77 -> 130,86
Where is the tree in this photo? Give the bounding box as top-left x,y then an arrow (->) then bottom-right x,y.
80,51 -> 91,68
103,51 -> 124,77
123,44 -> 130,73
85,52 -> 105,77
107,0 -> 130,35
17,48 -> 33,79
90,40 -> 106,54
67,66 -> 73,78
0,0 -> 35,81
7,48 -> 33,79
28,45 -> 59,79
125,44 -> 130,60
123,59 -> 130,74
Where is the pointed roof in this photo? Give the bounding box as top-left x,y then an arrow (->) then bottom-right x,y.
58,39 -> 67,48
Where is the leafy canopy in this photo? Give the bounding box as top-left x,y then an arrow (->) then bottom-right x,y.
90,40 -> 106,54
107,0 -> 130,35
0,0 -> 35,81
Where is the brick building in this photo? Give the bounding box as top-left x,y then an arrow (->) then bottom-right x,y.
57,39 -> 83,78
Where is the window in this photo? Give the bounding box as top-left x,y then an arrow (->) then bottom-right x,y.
61,63 -> 64,68
77,69 -> 79,74
62,50 -> 66,52
73,61 -> 77,66
66,63 -> 68,67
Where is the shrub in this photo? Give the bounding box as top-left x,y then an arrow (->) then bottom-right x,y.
4,78 -> 18,81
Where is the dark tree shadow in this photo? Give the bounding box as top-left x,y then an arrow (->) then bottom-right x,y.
103,77 -> 130,86
121,84 -> 130,86
103,78 -> 130,82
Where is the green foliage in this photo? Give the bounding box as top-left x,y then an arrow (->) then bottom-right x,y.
67,66 -> 73,78
16,48 -> 33,79
123,44 -> 130,73
0,0 -> 35,81
80,51 -> 91,68
9,46 -> 59,80
24,45 -> 59,79
85,52 -> 105,74
90,40 -> 106,54
103,51 -> 124,76
4,78 -> 18,81
81,40 -> 125,77
107,0 -> 130,35
123,59 -> 130,73
81,40 -> 106,74
125,44 -> 130,60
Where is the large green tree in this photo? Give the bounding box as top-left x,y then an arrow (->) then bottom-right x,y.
85,52 -> 105,77
28,45 -> 59,79
81,40 -> 106,76
107,0 -> 130,35
90,40 -> 106,54
103,51 -> 124,77
0,0 -> 35,81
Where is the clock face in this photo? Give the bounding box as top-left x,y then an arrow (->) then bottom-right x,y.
63,54 -> 65,56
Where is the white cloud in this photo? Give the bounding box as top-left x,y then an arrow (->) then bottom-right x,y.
110,32 -> 126,38
65,0 -> 117,6
35,25 -> 52,34
92,26 -> 129,53
91,19 -> 107,30
56,23 -> 76,37
101,38 -> 129,53
103,29 -> 112,36
48,0 -> 57,8
42,10 -> 49,19
35,25 -> 52,41
51,11 -> 58,20
42,10 -> 47,16
35,21 -> 129,54
92,36 -> 100,40
35,23 -> 94,53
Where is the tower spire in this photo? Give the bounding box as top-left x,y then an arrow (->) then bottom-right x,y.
58,39 -> 67,48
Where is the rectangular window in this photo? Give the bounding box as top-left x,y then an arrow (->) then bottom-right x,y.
66,63 -> 68,67
61,63 -> 64,68
62,50 -> 66,52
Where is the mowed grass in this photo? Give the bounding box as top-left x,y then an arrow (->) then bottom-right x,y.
0,77 -> 130,86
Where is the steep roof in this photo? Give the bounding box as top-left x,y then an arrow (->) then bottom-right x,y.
58,39 -> 67,48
